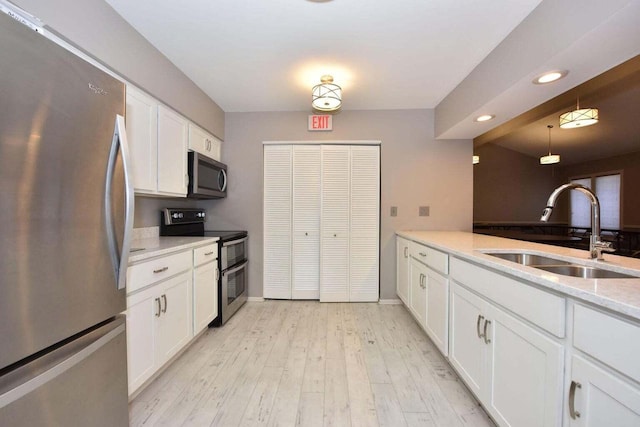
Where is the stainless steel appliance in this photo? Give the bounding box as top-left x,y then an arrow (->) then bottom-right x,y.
0,9 -> 132,426
160,208 -> 248,325
188,151 -> 227,199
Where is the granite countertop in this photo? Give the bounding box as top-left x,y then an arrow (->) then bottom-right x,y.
397,231 -> 640,321
129,236 -> 219,264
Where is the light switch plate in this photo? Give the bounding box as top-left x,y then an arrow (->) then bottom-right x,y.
390,206 -> 397,217
419,206 -> 430,216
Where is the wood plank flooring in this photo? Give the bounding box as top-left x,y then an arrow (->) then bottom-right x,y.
130,301 -> 495,427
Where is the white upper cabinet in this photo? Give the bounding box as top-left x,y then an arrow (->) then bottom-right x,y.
157,105 -> 188,196
125,87 -> 157,194
125,86 -> 188,197
188,122 -> 221,161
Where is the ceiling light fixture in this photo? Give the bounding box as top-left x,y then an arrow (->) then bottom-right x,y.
559,97 -> 599,129
472,155 -> 480,164
533,70 -> 568,85
312,75 -> 342,112
475,114 -> 495,122
540,125 -> 560,165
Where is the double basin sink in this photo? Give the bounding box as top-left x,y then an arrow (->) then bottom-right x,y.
484,252 -> 638,279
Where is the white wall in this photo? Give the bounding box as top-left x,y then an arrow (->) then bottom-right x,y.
206,110 -> 472,300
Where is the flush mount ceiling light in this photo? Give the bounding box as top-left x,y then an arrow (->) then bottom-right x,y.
312,75 -> 342,112
540,124 -> 560,165
533,70 -> 568,85
559,97 -> 599,129
474,114 -> 495,122
472,155 -> 480,164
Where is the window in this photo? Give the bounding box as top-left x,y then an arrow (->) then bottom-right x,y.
570,173 -> 621,230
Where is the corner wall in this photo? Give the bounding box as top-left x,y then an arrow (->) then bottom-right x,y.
207,110 -> 472,300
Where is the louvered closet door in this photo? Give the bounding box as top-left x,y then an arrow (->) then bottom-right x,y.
263,146 -> 292,299
350,146 -> 380,301
292,146 -> 321,299
320,146 -> 350,302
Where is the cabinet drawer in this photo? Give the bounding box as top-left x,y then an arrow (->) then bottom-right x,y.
194,243 -> 218,267
573,304 -> 640,383
410,241 -> 449,275
450,257 -> 565,337
127,250 -> 191,294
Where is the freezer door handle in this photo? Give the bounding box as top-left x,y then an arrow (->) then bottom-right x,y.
0,318 -> 125,408
105,114 -> 134,290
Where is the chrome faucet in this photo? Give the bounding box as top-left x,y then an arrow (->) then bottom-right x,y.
540,183 -> 615,260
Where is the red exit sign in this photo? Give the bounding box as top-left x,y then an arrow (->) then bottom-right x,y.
308,114 -> 332,131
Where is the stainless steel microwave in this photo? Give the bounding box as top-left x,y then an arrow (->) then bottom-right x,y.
188,151 -> 227,199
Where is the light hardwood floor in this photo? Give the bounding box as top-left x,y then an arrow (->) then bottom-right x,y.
129,301 -> 495,427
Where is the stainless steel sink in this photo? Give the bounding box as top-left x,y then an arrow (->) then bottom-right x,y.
535,265 -> 637,279
485,252 -> 571,267
484,251 -> 638,279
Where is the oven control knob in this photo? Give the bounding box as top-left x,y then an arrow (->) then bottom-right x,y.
172,213 -> 179,219
179,213 -> 184,218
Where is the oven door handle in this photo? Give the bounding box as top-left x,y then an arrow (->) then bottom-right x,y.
223,236 -> 248,247
223,260 -> 248,277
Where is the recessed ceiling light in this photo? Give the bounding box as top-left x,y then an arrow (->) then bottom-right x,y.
475,114 -> 495,122
533,70 -> 568,85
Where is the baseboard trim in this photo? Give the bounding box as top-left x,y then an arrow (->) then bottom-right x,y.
378,299 -> 403,305
247,297 -> 265,302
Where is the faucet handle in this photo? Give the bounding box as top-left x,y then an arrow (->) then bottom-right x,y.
594,240 -> 615,260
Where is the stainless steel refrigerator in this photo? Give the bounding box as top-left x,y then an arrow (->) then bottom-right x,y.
0,9 -> 133,426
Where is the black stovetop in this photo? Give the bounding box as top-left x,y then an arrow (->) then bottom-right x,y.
160,208 -> 246,243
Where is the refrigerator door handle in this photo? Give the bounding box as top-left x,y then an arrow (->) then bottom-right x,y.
0,320 -> 125,408
105,114 -> 134,290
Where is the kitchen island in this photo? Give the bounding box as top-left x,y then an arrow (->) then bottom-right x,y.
397,230 -> 640,427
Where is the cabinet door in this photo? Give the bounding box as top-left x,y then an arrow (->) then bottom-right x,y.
193,261 -> 218,334
157,105 -> 188,196
425,268 -> 448,356
449,282 -> 487,398
292,146 -> 321,299
486,303 -> 564,427
126,286 -> 158,396
568,356 -> 640,427
396,237 -> 410,305
188,123 -> 210,156
263,145 -> 292,299
125,86 -> 157,194
349,146 -> 379,302
156,272 -> 192,364
320,146 -> 350,302
409,258 -> 427,328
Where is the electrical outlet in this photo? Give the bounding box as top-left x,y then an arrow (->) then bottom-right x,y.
419,206 -> 430,217
390,206 -> 397,217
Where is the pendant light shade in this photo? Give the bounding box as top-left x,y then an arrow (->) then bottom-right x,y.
540,125 -> 560,165
559,97 -> 598,129
312,75 -> 342,112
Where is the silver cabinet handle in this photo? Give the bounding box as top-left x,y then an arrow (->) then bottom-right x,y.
569,381 -> 582,419
404,247 -> 408,258
483,320 -> 491,344
153,266 -> 169,274
161,294 -> 167,313
476,315 -> 485,339
204,251 -> 215,256
419,252 -> 427,257
155,298 -> 161,317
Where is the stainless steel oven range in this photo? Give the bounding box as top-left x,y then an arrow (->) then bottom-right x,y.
160,208 -> 248,325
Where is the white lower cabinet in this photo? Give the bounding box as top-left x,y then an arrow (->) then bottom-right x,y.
126,270 -> 192,395
193,260 -> 218,334
396,237 -> 410,304
409,257 -> 427,328
424,268 -> 448,356
568,355 -> 640,426
449,282 -> 564,427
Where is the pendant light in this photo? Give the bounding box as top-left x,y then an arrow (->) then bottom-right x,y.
559,96 -> 599,129
312,75 -> 342,112
540,125 -> 560,165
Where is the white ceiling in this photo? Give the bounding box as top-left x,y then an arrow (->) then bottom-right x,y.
105,0 -> 542,113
